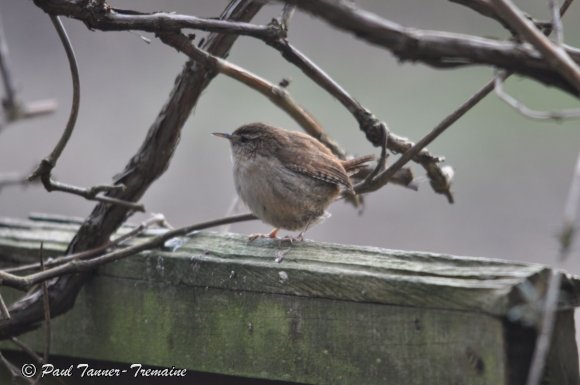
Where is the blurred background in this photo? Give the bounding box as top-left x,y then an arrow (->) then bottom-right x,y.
1,0 -> 580,282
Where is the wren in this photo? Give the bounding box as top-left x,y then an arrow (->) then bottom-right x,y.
213,123 -> 374,242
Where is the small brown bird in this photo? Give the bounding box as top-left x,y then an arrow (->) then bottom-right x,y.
213,123 -> 374,242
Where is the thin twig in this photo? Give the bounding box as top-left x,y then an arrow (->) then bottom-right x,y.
526,153 -> 580,385
353,0 -> 577,198
3,214 -> 171,274
0,11 -> 17,117
0,11 -> 56,129
0,213 -> 257,290
494,69 -> 580,120
489,0 -> 580,92
548,0 -> 564,46
158,31 -> 344,156
281,0 -> 580,95
158,32 -> 416,191
30,15 -> 79,175
34,0 -> 580,94
0,0 -> 262,345
0,293 -> 9,320
450,0 -> 536,35
22,17 -> 135,210
450,0 -> 574,39
264,39 -> 439,194
279,4 -> 296,30
36,177 -> 145,212
33,1 -> 280,40
558,0 -> 575,18
39,243 -> 51,370
354,133 -> 388,192
266,38 -> 388,147
0,351 -> 34,385
10,337 -> 44,365
489,0 -> 578,121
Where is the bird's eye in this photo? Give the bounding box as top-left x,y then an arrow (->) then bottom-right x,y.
239,135 -> 249,143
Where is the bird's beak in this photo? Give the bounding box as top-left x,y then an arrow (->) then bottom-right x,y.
212,132 -> 232,140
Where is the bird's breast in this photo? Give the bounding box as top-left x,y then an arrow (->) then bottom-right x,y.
232,155 -> 339,230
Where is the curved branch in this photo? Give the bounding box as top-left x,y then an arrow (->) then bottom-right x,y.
280,0 -> 580,96
0,0 -> 264,340
158,31 -> 345,156
490,0 -> 580,92
265,37 -> 446,197
33,0 -> 279,40
30,15 -> 80,176
33,0 -> 580,95
0,213 -> 257,291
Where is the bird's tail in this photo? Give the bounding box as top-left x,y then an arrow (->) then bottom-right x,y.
342,154 -> 376,173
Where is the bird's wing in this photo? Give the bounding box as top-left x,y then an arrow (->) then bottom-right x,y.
280,132 -> 352,190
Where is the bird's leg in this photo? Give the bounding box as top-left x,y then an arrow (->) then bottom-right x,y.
281,222 -> 310,243
248,228 -> 279,241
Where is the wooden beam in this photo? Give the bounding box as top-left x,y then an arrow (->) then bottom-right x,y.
0,216 -> 578,384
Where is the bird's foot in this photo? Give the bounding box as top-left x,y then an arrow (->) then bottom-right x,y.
280,233 -> 304,244
248,228 -> 279,242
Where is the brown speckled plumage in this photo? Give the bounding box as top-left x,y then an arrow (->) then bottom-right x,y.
214,123 -> 374,235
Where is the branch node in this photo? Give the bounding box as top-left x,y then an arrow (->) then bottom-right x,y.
78,0 -> 111,29
278,78 -> 291,88
267,17 -> 288,40
354,109 -> 390,148
428,164 -> 455,204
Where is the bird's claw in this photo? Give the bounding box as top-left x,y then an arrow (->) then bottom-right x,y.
248,228 -> 280,242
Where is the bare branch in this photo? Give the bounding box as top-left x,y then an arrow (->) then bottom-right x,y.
0,12 -> 16,113
264,38 -> 437,193
0,351 -> 34,384
0,0 -> 264,340
449,0 -> 520,34
449,0 -> 563,37
489,0 -> 580,92
279,4 -> 296,30
0,213 -> 256,290
35,175 -> 145,212
0,11 -> 56,129
30,0 -> 578,203
548,0 -> 564,45
494,70 -> 580,119
33,0 -> 281,40
352,138 -> 388,195
30,15 -> 80,176
33,0 -> 580,94
158,31 -> 345,158
21,16 -> 131,210
266,37 -> 387,147
526,153 -> 580,385
4,214 -> 171,275
559,0 -> 575,19
0,293 -> 9,321
281,0 -> 580,95
160,31 -> 418,192
560,155 -> 580,259
353,0 -> 577,198
39,243 -> 51,371
8,99 -> 58,122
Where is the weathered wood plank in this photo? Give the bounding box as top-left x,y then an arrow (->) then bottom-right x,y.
1,217 -> 579,316
1,275 -> 507,385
